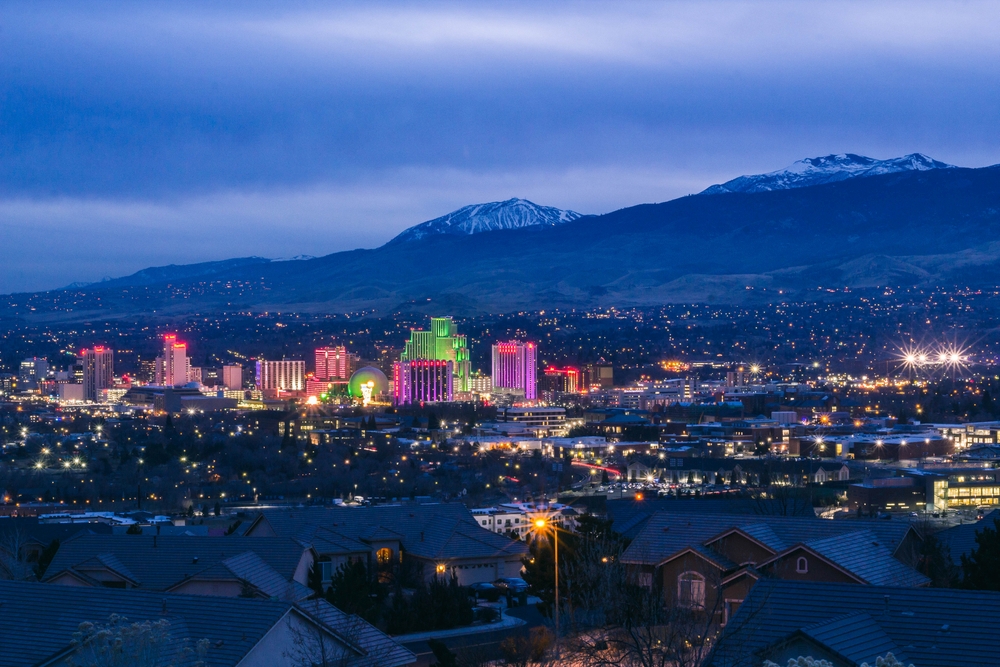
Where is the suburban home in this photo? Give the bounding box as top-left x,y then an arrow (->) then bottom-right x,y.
244,503 -> 529,585
0,580 -> 415,667
621,512 -> 927,625
43,535 -> 315,601
708,579 -> 1000,667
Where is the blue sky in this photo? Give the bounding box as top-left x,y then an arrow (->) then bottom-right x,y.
2,1 -> 999,292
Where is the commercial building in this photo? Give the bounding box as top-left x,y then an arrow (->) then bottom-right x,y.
542,366 -> 580,394
222,364 -> 243,390
491,340 -> 537,400
255,359 -> 305,392
500,406 -> 566,427
154,334 -> 189,386
393,360 -> 453,404
18,357 -> 48,391
80,347 -> 114,402
315,346 -> 355,381
400,317 -> 471,392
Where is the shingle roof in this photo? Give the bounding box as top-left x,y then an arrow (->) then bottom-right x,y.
44,535 -> 309,592
296,599 -> 416,667
252,504 -> 529,561
798,612 -> 908,666
0,580 -> 293,666
622,512 -> 915,566
710,580 -> 1000,667
217,551 -> 313,601
803,530 -> 930,587
937,510 -> 1000,565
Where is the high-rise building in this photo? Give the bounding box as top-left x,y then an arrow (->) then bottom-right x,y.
154,334 -> 189,386
315,346 -> 354,381
255,359 -> 305,392
542,367 -> 580,394
400,317 -> 471,392
81,347 -> 114,402
393,360 -> 453,405
18,357 -> 49,391
222,364 -> 243,390
491,341 -> 537,400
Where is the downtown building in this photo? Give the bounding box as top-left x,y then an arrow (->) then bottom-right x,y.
154,334 -> 189,386
255,359 -> 306,393
308,346 -> 356,396
393,360 -> 453,405
491,340 -> 537,400
400,317 -> 471,392
81,347 -> 114,402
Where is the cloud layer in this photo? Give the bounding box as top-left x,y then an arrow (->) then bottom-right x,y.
2,1 -> 999,292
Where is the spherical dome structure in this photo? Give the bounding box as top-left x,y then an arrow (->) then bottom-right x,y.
348,366 -> 389,400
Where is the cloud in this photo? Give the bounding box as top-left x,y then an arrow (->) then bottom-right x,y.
1,1 -> 999,291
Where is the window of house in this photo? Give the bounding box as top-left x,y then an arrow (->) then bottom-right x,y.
376,548 -> 393,565
677,571 -> 705,608
796,556 -> 808,573
637,572 -> 653,588
320,561 -> 333,581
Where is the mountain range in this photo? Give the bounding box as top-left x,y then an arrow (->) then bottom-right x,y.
389,198 -> 581,243
5,154 -> 1000,320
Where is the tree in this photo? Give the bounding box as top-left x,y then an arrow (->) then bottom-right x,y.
325,560 -> 384,625
34,537 -> 60,580
961,518 -> 1000,590
915,531 -> 958,587
66,614 -> 208,667
0,529 -> 38,581
428,639 -> 457,667
308,561 -> 325,597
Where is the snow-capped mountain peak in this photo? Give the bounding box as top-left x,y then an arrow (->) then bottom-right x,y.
701,153 -> 954,195
388,198 -> 583,244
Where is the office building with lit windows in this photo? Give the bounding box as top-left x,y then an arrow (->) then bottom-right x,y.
81,347 -> 114,402
315,346 -> 355,381
491,341 -> 537,400
255,359 -> 306,392
393,360 -> 453,405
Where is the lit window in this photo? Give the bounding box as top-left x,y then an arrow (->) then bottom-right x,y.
678,571 -> 705,608
376,548 -> 393,565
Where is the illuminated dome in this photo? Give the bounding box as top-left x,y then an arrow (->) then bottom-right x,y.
348,367 -> 389,401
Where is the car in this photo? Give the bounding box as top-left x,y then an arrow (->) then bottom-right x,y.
469,582 -> 497,593
494,577 -> 529,593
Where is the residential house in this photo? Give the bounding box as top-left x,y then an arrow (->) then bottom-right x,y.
0,580 -> 414,667
621,512 -> 926,625
708,579 -> 1000,667
245,504 -> 529,585
43,535 -> 315,601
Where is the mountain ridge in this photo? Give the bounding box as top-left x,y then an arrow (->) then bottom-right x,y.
701,153 -> 954,195
388,198 -> 582,243
6,162 -> 1000,321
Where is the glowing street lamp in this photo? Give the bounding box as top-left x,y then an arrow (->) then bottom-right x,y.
533,517 -> 560,658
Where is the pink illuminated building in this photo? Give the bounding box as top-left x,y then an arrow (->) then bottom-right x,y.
154,334 -> 189,386
491,341 -> 537,400
393,360 -> 453,405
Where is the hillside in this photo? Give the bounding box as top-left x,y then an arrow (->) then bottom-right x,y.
5,165 -> 1000,320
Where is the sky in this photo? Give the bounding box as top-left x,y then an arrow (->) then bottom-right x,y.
2,1 -> 1000,293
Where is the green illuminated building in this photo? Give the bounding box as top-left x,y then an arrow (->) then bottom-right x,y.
401,317 -> 472,392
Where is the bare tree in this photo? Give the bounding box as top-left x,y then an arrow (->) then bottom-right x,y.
65,614 -> 208,667
0,529 -> 37,581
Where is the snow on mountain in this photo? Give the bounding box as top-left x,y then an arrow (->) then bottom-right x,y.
388,198 -> 582,244
701,153 -> 954,195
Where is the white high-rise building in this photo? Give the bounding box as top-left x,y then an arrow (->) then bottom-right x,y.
255,359 -> 305,392
81,347 -> 114,402
154,334 -> 189,386
222,364 -> 243,390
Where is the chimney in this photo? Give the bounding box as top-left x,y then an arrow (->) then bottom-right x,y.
153,536 -> 157,548
162,598 -> 168,613
884,595 -> 890,616
420,531 -> 425,542
192,556 -> 199,564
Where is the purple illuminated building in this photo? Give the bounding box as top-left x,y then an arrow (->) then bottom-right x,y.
393,360 -> 453,405
491,340 -> 537,400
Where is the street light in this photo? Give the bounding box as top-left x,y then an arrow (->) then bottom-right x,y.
533,517 -> 559,658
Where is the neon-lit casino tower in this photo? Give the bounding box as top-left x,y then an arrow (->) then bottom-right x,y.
398,317 -> 471,392
491,340 -> 537,400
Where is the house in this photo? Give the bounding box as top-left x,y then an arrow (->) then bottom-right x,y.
245,504 -> 529,585
621,512 -> 926,625
0,579 -> 415,667
43,535 -> 315,601
0,516 -> 112,566
708,579 -> 1000,667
